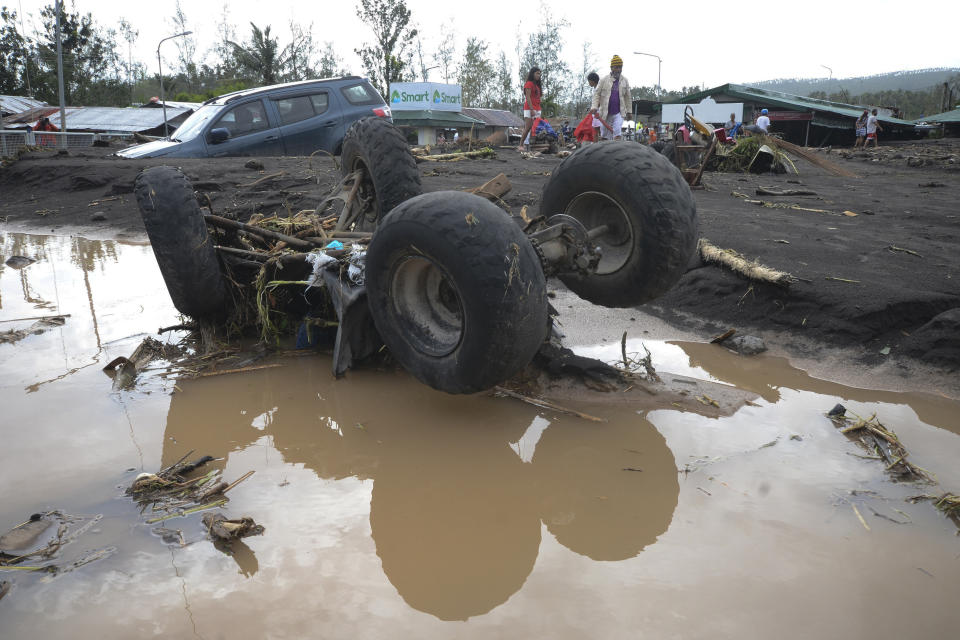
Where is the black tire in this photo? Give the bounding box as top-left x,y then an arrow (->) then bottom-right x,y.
540,142 -> 698,308
366,191 -> 549,394
341,117 -> 422,231
660,140 -> 680,167
649,140 -> 666,153
134,166 -> 227,320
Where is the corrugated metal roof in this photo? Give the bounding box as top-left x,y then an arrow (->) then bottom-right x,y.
670,84 -> 915,126
461,107 -> 523,128
916,108 -> 960,124
141,100 -> 203,110
43,106 -> 192,132
392,110 -> 484,127
0,95 -> 47,116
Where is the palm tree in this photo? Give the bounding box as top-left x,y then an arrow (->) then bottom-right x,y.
229,23 -> 286,85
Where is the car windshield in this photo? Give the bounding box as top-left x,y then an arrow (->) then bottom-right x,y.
169,105 -> 223,142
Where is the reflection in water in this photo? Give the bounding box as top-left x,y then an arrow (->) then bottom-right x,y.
675,341 -> 960,434
161,366 -> 680,620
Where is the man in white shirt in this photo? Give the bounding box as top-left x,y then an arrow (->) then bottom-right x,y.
865,109 -> 883,149
755,108 -> 771,133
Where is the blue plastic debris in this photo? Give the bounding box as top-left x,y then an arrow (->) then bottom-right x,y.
325,240 -> 344,250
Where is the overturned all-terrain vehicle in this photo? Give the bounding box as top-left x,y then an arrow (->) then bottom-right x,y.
135,118 -> 698,394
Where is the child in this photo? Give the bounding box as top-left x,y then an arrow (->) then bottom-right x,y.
587,72 -> 601,143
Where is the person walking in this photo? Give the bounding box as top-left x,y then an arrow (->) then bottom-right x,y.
589,55 -> 632,141
755,108 -> 771,133
865,108 -> 883,149
518,67 -> 542,152
853,109 -> 869,149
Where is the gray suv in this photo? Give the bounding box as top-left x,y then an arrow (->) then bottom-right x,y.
118,76 -> 391,159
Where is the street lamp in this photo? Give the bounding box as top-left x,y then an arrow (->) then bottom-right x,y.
634,51 -> 662,100
821,64 -> 832,81
157,31 -> 192,138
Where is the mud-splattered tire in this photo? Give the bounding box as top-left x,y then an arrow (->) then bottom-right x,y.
540,142 -> 698,308
341,117 -> 422,231
134,166 -> 227,320
366,192 -> 548,394
649,140 -> 666,153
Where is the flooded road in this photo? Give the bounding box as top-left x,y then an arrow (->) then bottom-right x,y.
2,231 -> 959,639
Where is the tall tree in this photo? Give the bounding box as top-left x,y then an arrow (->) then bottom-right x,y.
229,23 -> 285,85
170,0 -> 198,85
434,22 -> 456,83
34,2 -> 122,105
519,4 -> 569,115
0,7 -> 29,94
284,21 -> 317,81
492,51 -> 514,111
457,37 -> 493,108
354,0 -> 418,98
210,3 -> 241,79
318,41 -> 350,78
571,40 -> 596,118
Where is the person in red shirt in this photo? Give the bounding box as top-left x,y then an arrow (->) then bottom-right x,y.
32,116 -> 60,146
517,67 -> 542,152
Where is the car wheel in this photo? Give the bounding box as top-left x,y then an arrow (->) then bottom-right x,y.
341,117 -> 422,231
365,192 -> 549,394
540,142 -> 698,308
134,166 -> 227,320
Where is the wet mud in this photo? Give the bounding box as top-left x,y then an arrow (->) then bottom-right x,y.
2,231 -> 960,638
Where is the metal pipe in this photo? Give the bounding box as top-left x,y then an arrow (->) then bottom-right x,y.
586,224 -> 609,239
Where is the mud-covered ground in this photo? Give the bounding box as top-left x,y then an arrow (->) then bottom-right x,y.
1,137 -> 958,383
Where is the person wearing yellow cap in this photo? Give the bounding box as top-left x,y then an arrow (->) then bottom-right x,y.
589,55 -> 632,141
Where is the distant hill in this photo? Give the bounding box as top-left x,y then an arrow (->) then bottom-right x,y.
747,68 -> 959,96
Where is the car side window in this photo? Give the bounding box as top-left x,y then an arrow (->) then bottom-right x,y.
310,93 -> 329,115
276,96 -> 315,125
214,101 -> 269,137
340,83 -> 378,105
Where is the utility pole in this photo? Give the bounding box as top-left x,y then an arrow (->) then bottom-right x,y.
18,0 -> 32,96
55,0 -> 67,149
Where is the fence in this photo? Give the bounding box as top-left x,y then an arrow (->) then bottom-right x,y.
0,131 -> 132,158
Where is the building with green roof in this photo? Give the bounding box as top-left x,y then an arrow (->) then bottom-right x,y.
668,83 -> 917,146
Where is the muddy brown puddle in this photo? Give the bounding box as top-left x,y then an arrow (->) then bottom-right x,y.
2,232 -> 959,639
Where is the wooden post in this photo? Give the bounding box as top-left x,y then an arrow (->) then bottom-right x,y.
804,120 -> 810,147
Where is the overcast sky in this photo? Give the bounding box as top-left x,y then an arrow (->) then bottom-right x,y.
18,0 -> 960,92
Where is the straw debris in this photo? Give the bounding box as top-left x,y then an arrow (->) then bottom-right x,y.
827,409 -> 934,483
699,238 -> 796,287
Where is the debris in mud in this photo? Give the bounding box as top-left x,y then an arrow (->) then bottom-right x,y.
726,335 -> 767,356
0,511 -> 108,575
827,408 -> 934,483
698,238 -> 796,287
613,331 -> 662,382
4,255 -> 35,269
414,147 -> 496,163
103,336 -> 183,389
201,513 -> 265,544
0,315 -> 67,345
493,385 -> 607,422
126,453 -> 256,530
909,493 -> 960,529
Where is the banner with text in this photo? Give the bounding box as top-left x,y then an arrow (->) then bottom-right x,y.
389,83 -> 463,112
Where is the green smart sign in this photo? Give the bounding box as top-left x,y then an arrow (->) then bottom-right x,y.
389,83 -> 462,112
